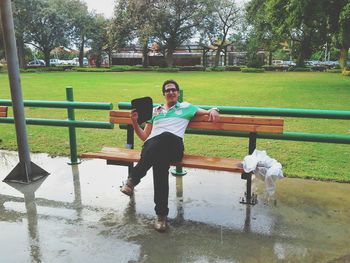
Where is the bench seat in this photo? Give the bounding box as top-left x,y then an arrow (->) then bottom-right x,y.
0,106 -> 8,117
82,147 -> 244,173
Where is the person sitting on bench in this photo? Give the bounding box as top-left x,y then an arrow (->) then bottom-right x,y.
120,79 -> 220,232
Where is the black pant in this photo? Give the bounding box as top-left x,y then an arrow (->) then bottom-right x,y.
129,132 -> 184,216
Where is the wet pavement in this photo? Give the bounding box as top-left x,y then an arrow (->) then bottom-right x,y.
0,150 -> 349,263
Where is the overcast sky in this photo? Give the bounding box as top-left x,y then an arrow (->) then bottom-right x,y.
82,0 -> 115,18
82,0 -> 249,18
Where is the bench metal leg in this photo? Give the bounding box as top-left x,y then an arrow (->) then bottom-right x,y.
126,125 -> 134,176
240,172 -> 258,205
240,133 -> 258,205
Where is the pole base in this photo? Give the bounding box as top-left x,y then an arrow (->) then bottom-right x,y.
240,192 -> 258,205
171,168 -> 187,176
3,161 -> 49,184
67,159 -> 82,165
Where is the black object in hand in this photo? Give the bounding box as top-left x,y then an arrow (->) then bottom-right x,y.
131,97 -> 153,125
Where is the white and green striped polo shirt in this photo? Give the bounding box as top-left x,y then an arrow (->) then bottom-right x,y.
146,101 -> 198,140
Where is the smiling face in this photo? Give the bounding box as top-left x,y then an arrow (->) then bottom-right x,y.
163,83 -> 179,105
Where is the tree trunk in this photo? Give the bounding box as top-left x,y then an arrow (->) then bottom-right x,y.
339,46 -> 349,69
214,47 -> 221,67
165,49 -> 175,67
268,51 -> 272,65
296,37 -> 312,67
17,34 -> 26,69
44,48 -> 50,67
95,51 -> 102,67
142,43 -> 149,67
79,35 -> 85,67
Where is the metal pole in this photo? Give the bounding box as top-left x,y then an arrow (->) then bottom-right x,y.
66,87 -> 80,165
0,0 -> 48,183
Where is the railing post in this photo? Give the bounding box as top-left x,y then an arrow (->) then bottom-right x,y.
171,89 -> 187,176
66,86 -> 81,165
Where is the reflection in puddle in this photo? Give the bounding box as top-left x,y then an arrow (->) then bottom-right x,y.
0,150 -> 350,263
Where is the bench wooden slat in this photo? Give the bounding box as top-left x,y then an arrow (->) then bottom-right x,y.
110,110 -> 284,126
110,116 -> 283,134
188,122 -> 283,133
0,106 -> 8,117
82,147 -> 244,173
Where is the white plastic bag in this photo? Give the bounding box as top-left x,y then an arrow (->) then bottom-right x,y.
242,149 -> 284,196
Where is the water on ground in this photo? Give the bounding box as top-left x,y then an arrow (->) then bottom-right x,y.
0,150 -> 349,263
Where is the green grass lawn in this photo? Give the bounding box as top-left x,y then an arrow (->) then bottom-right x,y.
0,71 -> 349,181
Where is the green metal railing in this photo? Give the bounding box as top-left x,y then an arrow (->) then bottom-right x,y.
0,87 -> 114,164
118,102 -> 350,145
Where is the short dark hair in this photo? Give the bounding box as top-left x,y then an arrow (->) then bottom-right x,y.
162,79 -> 179,94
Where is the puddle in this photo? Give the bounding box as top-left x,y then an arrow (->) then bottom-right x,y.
0,150 -> 349,263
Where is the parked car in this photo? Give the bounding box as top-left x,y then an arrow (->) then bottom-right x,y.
283,61 -> 296,66
305,61 -> 322,66
72,57 -> 89,66
49,59 -> 61,66
272,60 -> 289,68
59,60 -> 69,65
320,61 -> 339,67
27,59 -> 45,66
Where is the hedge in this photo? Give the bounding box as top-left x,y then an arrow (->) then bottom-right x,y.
241,68 -> 265,73
326,69 -> 342,73
288,67 -> 312,72
178,66 -> 205,71
74,67 -> 112,72
225,66 -> 241,71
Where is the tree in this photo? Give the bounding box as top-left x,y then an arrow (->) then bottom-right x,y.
62,0 -> 91,67
266,0 -> 328,67
128,0 -> 158,67
25,0 -> 71,66
12,0 -> 38,68
152,0 -> 207,67
327,1 -> 350,69
245,0 -> 284,65
110,0 -> 136,54
200,0 -> 240,67
87,14 -> 108,67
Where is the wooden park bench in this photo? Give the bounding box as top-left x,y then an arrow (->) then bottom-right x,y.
0,106 -> 8,118
82,109 -> 284,204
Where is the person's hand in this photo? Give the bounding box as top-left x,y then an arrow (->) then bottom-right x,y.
208,109 -> 219,122
131,109 -> 139,124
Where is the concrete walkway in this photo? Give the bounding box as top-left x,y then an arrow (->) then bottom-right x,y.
0,150 -> 349,263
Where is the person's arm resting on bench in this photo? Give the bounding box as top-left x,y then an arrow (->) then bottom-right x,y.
196,107 -> 220,122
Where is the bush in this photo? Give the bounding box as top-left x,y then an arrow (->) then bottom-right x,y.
74,67 -> 111,72
205,67 -> 225,72
178,66 -> 205,71
342,70 -> 350,76
288,67 -> 312,72
326,69 -> 342,73
262,65 -> 288,71
225,66 -> 241,71
20,69 -> 37,73
311,66 -> 327,72
154,67 -> 179,73
110,65 -> 146,72
241,68 -> 265,73
35,67 -> 66,72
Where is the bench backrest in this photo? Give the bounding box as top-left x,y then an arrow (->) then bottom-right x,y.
0,106 -> 8,118
110,110 -> 284,134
